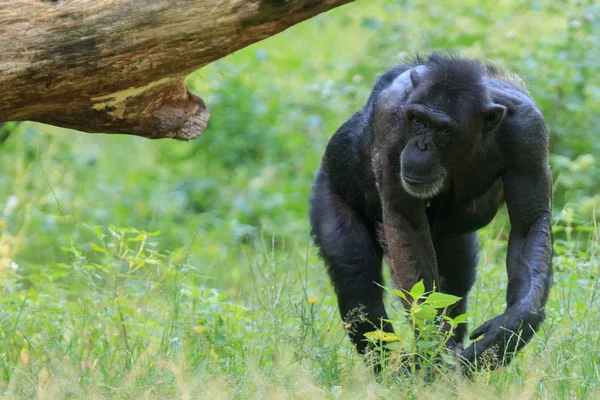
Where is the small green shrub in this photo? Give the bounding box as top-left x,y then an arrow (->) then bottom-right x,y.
366,281 -> 466,377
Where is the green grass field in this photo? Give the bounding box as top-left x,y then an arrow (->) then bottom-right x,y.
0,0 -> 599,398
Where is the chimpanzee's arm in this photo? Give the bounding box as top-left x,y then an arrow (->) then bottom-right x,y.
369,65 -> 442,296
461,106 -> 553,368
381,201 -> 439,298
375,151 -> 440,298
503,167 -> 553,314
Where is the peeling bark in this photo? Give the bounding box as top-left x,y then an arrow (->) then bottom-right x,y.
0,0 -> 352,140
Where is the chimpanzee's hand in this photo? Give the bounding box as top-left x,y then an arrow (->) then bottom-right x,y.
460,308 -> 545,371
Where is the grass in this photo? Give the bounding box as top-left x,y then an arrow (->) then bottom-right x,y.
0,0 -> 599,398
0,220 -> 597,398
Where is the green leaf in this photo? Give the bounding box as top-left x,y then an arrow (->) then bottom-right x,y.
89,243 -> 109,255
391,289 -> 407,301
385,341 -> 404,351
409,280 -> 425,300
128,233 -> 148,242
413,318 -> 428,329
416,340 -> 436,349
426,292 -> 462,309
452,313 -> 468,325
364,330 -> 401,342
441,353 -> 456,365
413,304 -> 437,321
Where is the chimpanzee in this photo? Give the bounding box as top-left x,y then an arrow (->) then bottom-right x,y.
309,54 -> 552,371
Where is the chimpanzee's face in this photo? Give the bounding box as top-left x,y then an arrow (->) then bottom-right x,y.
400,91 -> 467,199
399,73 -> 505,199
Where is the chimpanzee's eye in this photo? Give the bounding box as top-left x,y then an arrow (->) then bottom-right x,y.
439,127 -> 450,135
411,116 -> 423,125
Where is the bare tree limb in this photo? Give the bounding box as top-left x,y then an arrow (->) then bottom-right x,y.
0,0 -> 352,140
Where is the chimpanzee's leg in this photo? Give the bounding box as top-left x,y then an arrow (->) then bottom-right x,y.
435,232 -> 478,345
309,169 -> 391,354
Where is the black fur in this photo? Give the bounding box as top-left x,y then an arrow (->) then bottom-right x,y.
309,54 -> 553,372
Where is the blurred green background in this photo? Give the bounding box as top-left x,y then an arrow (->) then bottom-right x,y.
0,0 -> 598,397
2,0 -> 598,285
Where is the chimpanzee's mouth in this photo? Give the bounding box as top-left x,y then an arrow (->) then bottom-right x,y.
400,172 -> 446,199
402,173 -> 443,184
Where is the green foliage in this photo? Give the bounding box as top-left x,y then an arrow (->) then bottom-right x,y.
0,0 -> 599,398
0,226 -> 346,397
366,282 -> 466,375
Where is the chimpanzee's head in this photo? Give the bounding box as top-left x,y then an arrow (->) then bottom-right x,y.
400,56 -> 506,199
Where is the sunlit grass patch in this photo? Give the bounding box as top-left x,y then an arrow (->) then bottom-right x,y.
0,219 -> 596,398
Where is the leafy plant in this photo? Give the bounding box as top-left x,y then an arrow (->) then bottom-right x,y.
365,281 -> 467,376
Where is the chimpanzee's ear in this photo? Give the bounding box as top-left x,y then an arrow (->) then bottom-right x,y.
410,68 -> 420,88
482,103 -> 506,133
